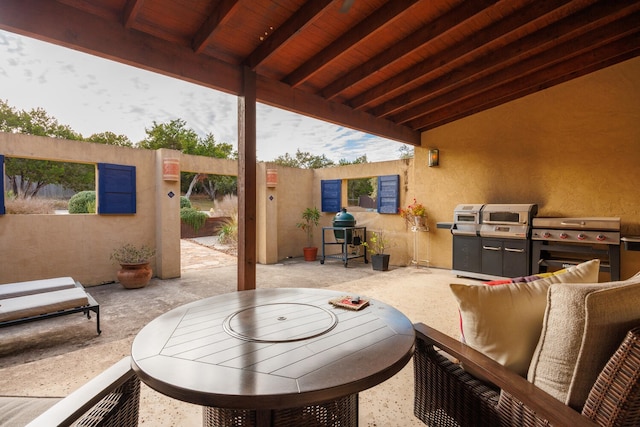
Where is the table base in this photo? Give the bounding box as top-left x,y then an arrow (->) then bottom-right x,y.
203,394 -> 358,427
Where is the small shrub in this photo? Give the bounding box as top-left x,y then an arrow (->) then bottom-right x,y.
180,207 -> 207,232
110,243 -> 156,264
180,196 -> 192,209
68,191 -> 96,214
218,212 -> 238,245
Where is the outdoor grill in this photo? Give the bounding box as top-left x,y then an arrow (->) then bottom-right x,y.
531,217 -> 621,280
451,204 -> 484,236
452,203 -> 538,280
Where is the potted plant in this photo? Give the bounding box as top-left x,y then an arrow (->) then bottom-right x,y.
400,198 -> 427,228
110,243 -> 156,289
296,207 -> 321,261
362,231 -> 391,271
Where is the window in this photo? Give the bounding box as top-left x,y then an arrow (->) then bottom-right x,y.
321,175 -> 399,214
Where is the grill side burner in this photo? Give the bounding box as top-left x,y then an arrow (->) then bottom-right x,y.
532,217 -> 620,280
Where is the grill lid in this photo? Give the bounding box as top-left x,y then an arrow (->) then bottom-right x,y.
532,217 -> 620,231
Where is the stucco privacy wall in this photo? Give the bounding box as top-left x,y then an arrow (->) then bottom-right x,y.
0,134 -> 163,285
416,56 -> 640,279
0,135 -> 238,286
311,160 -> 416,266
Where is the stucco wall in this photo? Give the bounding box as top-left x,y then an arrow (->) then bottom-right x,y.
415,56 -> 640,279
0,136 -> 238,286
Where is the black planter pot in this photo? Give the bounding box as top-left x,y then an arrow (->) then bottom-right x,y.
371,254 -> 390,271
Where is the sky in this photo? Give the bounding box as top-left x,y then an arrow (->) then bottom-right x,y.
0,29 -> 410,163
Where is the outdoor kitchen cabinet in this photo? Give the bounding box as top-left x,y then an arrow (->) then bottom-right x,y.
452,235 -> 482,274
481,238 -> 530,278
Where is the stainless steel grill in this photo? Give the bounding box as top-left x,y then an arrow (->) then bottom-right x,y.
532,217 -> 621,280
451,204 -> 484,236
479,204 -> 538,239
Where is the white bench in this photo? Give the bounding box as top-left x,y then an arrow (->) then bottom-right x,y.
0,277 -> 100,334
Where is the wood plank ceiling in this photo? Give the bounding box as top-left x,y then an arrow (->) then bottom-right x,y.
1,0 -> 639,146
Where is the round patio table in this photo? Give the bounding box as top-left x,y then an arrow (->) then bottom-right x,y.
131,287 -> 415,426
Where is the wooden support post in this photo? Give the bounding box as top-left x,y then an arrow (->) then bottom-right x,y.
237,67 -> 257,291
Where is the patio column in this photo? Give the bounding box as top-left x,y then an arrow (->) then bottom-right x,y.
237,66 -> 257,291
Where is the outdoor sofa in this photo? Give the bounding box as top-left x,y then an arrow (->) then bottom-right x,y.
0,277 -> 100,334
0,357 -> 140,426
413,260 -> 640,426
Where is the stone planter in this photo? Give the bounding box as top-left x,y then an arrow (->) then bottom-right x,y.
117,262 -> 152,289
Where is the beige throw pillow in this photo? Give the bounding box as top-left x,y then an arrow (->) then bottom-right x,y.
450,259 -> 600,376
527,273 -> 640,410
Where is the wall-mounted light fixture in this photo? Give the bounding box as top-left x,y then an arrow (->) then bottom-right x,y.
428,149 -> 439,167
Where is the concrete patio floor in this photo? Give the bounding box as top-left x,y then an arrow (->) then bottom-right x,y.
0,239 -> 481,426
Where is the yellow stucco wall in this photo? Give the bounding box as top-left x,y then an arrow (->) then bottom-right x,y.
416,56 -> 640,279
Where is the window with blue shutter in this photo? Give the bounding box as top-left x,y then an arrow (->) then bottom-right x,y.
0,155 -> 4,215
321,179 -> 341,213
377,174 -> 399,214
98,163 -> 136,214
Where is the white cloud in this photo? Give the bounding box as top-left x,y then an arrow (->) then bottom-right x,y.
0,30 -> 409,162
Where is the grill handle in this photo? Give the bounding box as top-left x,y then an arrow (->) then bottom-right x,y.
482,245 -> 502,251
560,220 -> 586,226
505,247 -> 525,253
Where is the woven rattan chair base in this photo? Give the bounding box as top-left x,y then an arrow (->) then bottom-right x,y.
203,393 -> 358,427
76,374 -> 141,427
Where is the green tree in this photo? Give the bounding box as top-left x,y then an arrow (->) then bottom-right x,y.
86,131 -> 133,147
273,149 -> 335,169
139,119 -> 237,201
0,100 -> 94,198
138,118 -> 199,151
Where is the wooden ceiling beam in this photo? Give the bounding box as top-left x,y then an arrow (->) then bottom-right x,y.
386,5 -> 640,124
284,0 -> 419,88
122,0 -> 144,29
243,0 -> 333,70
192,0 -> 241,54
410,34 -> 640,132
368,0 -> 582,119
348,0 -> 576,111
320,0 -> 500,101
0,0 -> 243,94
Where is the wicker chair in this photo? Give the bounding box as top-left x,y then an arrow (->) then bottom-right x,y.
1,357 -> 140,427
413,323 -> 640,427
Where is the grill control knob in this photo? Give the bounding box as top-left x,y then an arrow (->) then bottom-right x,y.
596,234 -> 606,241
577,233 -> 587,240
560,233 -> 569,239
543,232 -> 551,238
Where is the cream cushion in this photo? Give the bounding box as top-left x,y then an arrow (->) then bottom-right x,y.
0,277 -> 76,300
450,259 -> 600,376
0,288 -> 89,322
527,273 -> 640,409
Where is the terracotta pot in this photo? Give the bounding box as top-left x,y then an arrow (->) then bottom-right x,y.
303,247 -> 318,262
117,262 -> 152,289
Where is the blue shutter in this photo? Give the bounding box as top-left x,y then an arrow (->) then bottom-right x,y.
98,163 -> 136,214
377,174 -> 399,214
321,179 -> 341,213
0,155 -> 4,215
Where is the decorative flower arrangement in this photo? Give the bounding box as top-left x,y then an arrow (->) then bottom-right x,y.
399,198 -> 427,225
110,243 -> 156,265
